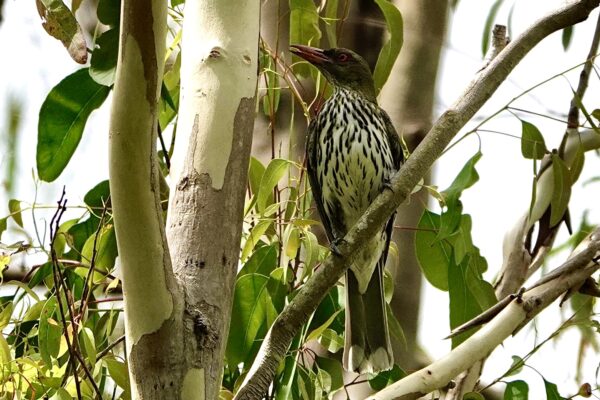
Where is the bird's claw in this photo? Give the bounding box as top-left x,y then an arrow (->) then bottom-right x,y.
382,179 -> 394,193
329,238 -> 345,256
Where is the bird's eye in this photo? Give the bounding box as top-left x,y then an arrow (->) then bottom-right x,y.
337,53 -> 350,62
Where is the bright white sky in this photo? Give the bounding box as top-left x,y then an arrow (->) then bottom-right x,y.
0,0 -> 599,398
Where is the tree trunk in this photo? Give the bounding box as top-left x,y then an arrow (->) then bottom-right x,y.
109,0 -> 186,398
379,0 -> 449,370
166,0 -> 259,398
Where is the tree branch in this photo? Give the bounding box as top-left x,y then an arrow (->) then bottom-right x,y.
233,1 -> 600,398
369,228 -> 600,400
448,10 -> 600,398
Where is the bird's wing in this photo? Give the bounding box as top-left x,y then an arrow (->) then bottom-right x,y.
306,118 -> 336,243
379,109 -> 404,170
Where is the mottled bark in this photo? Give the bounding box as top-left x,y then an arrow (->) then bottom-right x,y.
166,0 -> 259,398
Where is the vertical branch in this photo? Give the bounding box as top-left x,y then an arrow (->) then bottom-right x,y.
166,0 -> 259,398
108,0 -> 183,398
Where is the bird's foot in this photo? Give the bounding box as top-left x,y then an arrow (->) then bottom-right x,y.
382,177 -> 395,193
329,237 -> 345,256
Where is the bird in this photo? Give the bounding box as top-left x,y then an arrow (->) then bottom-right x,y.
290,44 -> 403,374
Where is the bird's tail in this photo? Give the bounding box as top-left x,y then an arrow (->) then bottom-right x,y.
343,259 -> 393,374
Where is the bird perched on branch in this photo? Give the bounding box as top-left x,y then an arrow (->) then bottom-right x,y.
290,44 -> 403,373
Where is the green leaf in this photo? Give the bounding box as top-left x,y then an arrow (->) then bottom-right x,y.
90,28 -> 119,86
39,297 -> 61,367
315,356 -> 343,392
306,309 -> 343,342
449,254 -> 496,348
521,121 -> 547,160
159,52 -> 181,130
443,151 -> 482,207
592,109 -> 600,121
239,244 -> 278,278
262,63 -> 281,116
97,0 -> 120,27
257,159 -> 293,213
482,0 -> 504,56
35,0 -> 87,63
8,199 -> 23,227
302,230 -> 322,275
569,144 -> 585,183
368,364 -> 406,390
504,380 -> 528,400
323,0 -> 340,47
415,210 -> 450,290
544,379 -> 565,400
104,356 -> 130,392
226,273 -> 277,366
0,333 -> 11,371
84,180 -> 111,209
290,0 -> 322,77
283,224 -> 300,259
464,393 -> 485,400
550,154 -> 571,227
561,25 -> 573,51
505,355 -> 525,377
373,0 -> 403,93
80,327 -> 97,365
248,157 -> 266,198
0,218 -> 6,239
318,328 -> 344,353
241,219 -> 273,262
0,302 -> 13,330
68,215 -> 101,252
52,219 -> 78,258
81,224 -> 118,273
37,68 -> 110,182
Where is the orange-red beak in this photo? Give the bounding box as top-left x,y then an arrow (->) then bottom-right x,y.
290,44 -> 330,65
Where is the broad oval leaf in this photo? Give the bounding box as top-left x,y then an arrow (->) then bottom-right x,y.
368,364 -> 406,391
39,297 -> 61,367
373,0 -> 403,93
544,379 -> 565,400
569,144 -> 585,183
84,180 -> 111,209
241,219 -> 273,262
97,0 -> 121,27
463,393 -> 485,400
415,210 -> 450,290
226,273 -> 277,366
81,224 -> 118,274
37,68 -> 110,182
503,380 -> 528,400
90,28 -> 119,86
256,159 -> 293,213
8,199 -> 23,227
239,244 -> 278,278
521,121 -> 547,160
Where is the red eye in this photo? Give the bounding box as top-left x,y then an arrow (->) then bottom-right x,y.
337,53 -> 349,62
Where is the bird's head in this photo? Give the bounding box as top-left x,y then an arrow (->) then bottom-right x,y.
290,45 -> 376,102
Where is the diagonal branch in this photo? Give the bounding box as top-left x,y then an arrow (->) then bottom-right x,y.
369,228 -> 600,400
233,1 -> 600,399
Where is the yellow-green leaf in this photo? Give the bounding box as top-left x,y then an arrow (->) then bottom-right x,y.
550,154 -> 571,227
521,121 -> 547,160
373,0 -> 403,93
